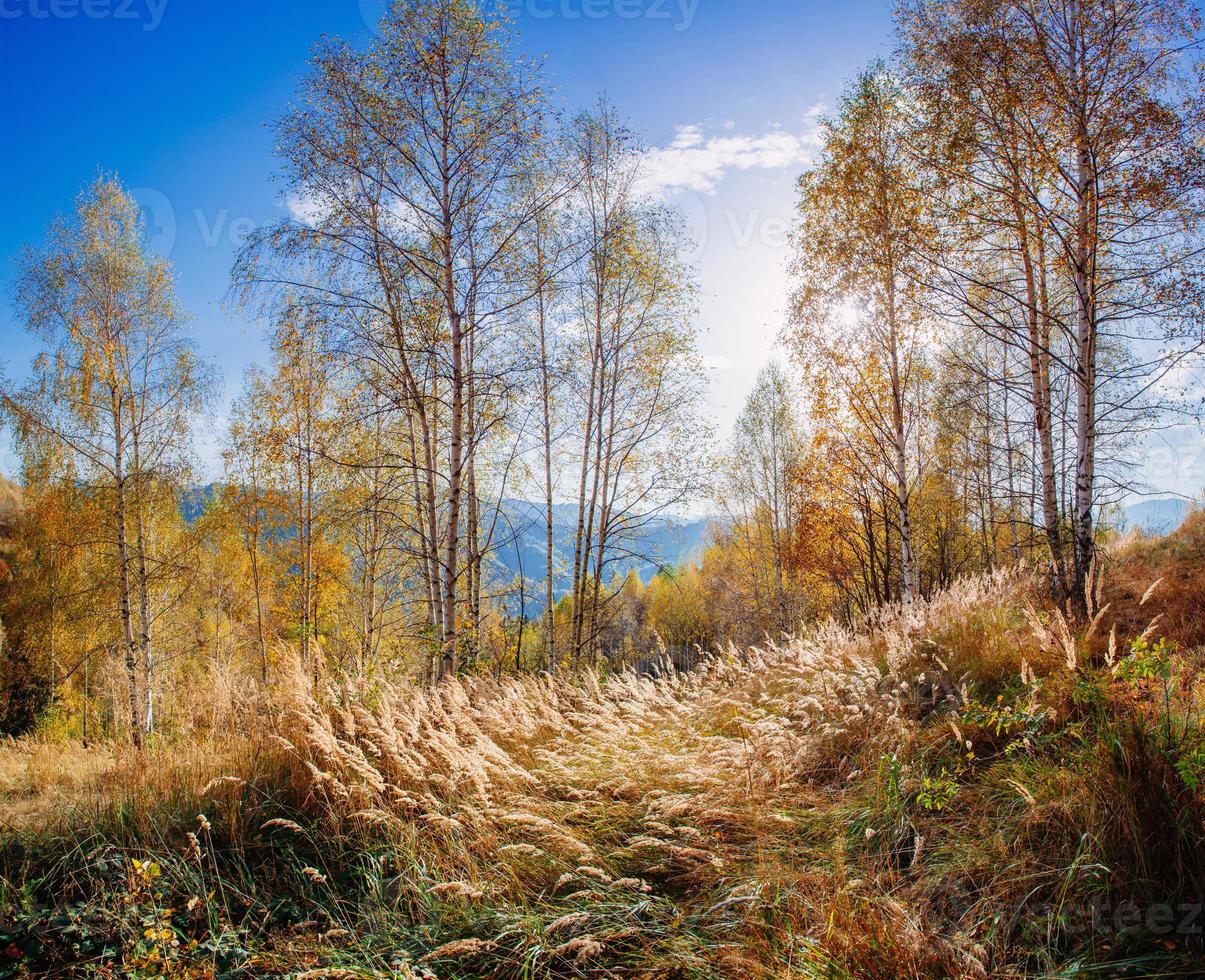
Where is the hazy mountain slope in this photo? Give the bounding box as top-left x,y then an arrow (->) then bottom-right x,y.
1122,497 -> 1192,535
180,487 -> 712,604
485,499 -> 712,603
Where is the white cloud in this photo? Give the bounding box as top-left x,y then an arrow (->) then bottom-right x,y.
1161,358 -> 1205,403
286,188 -> 424,235
702,354 -> 735,373
639,109 -> 824,198
285,191 -> 327,227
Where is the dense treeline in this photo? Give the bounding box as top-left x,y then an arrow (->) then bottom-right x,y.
650,0 -> 1205,645
0,1 -> 710,741
1,0 -> 1203,742
782,0 -> 1205,617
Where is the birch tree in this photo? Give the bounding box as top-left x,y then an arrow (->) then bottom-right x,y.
719,362 -> 804,632
902,0 -> 1205,610
564,102 -> 706,661
235,0 -> 560,677
2,176 -> 207,746
789,68 -> 937,602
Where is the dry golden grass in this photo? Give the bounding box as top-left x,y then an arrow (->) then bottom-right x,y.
0,474 -> 20,527
273,574 -> 1031,854
1104,508 -> 1205,652
4,562 -> 1202,977
307,571 -> 1045,975
0,737 -> 116,827
0,731 -> 271,836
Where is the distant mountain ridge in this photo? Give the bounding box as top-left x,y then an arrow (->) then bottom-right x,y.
178,485 -> 713,606
1121,498 -> 1193,536
485,499 -> 713,605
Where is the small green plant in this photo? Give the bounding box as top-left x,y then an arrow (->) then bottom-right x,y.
961,692 -> 1047,754
1175,740 -> 1205,792
1072,670 -> 1106,711
916,768 -> 958,812
121,857 -> 191,977
877,751 -> 905,813
1114,637 -> 1173,685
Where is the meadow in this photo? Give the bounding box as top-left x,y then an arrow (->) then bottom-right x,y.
4,0 -> 1205,975
2,518 -> 1203,978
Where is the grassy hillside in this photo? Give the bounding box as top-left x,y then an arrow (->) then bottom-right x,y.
0,476 -> 19,664
0,476 -> 20,533
0,527 -> 1203,977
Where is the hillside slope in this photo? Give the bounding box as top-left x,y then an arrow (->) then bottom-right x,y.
182,485 -> 714,604
485,499 -> 713,601
1122,497 -> 1193,536
0,476 -> 20,530
1,530 -> 1203,977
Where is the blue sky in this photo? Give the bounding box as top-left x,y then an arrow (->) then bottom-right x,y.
1,0 -> 1201,498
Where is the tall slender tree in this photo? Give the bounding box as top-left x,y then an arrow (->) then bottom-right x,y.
2,176 -> 208,745
235,0 -> 560,676
789,68 -> 938,602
